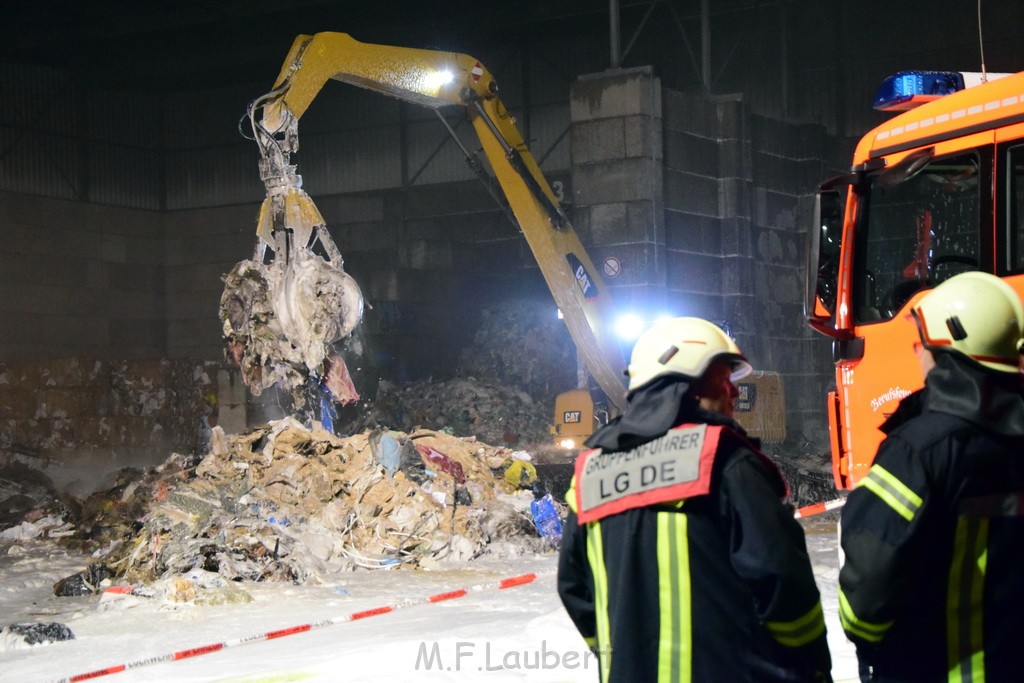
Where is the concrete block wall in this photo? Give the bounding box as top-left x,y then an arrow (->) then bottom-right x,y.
749,114 -> 843,450
663,91 -> 753,334
570,67 -> 666,312
748,114 -> 840,451
0,62 -> 847,462
164,202 -> 262,361
0,192 -> 167,362
662,86 -> 838,453
313,182 -> 533,383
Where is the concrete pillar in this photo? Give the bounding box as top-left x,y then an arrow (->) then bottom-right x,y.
570,66 -> 666,314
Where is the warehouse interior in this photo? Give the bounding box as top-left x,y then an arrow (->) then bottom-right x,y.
1,1 -> 1024,678
1,0 -> 1023,487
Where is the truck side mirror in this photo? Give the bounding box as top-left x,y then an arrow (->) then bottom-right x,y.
804,183 -> 846,337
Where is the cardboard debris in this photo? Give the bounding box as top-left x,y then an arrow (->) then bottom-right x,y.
56,419 -> 553,586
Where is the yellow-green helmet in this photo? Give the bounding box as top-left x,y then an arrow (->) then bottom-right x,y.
910,271 -> 1024,374
626,317 -> 753,393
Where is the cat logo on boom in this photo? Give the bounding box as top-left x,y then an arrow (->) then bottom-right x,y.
566,253 -> 599,300
564,410 -> 582,424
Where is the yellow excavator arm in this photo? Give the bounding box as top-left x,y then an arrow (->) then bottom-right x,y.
247,32 -> 627,412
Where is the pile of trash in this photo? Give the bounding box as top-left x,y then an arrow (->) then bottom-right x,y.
338,299 -> 578,451
454,299 -> 577,401
350,377 -> 552,449
0,462 -> 71,540
55,419 -> 557,586
769,449 -> 836,509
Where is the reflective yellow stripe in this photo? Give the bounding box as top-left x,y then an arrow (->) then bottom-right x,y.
838,589 -> 893,643
586,521 -> 611,683
859,464 -> 923,522
566,476 -> 578,513
948,516 -> 988,682
765,601 -> 826,647
656,513 -> 690,683
676,514 -> 691,683
656,514 -> 675,683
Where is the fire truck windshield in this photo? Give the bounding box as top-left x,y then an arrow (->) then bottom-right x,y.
852,150 -> 984,323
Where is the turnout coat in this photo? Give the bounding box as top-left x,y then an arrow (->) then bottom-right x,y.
557,378 -> 831,683
839,352 -> 1024,682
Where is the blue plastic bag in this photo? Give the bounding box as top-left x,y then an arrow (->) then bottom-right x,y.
530,494 -> 563,547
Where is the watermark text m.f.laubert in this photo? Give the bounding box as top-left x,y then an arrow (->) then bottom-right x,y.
415,640 -> 599,672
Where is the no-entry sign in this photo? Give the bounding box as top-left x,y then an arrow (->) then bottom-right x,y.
602,257 -> 621,278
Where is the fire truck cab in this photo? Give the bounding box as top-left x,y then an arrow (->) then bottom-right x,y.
805,69 -> 1024,489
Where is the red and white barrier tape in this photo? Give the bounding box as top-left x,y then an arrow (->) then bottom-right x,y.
794,498 -> 846,519
53,498 -> 842,682
54,572 -> 542,683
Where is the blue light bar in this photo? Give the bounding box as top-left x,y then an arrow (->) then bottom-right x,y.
873,71 -> 965,111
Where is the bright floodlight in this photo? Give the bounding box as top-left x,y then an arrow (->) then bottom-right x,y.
424,69 -> 454,90
559,438 -> 577,449
614,313 -> 646,341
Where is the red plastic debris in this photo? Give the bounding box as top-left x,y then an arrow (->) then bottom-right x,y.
416,445 -> 466,484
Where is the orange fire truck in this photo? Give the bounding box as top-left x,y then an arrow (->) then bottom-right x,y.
805,69 -> 1024,489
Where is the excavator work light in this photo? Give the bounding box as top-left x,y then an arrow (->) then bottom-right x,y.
613,312 -> 677,341
423,69 -> 454,90
613,313 -> 646,341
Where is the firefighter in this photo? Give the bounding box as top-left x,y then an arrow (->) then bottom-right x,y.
838,271 -> 1024,681
557,317 -> 831,682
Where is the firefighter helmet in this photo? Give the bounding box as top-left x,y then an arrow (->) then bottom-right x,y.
910,271 -> 1024,374
626,317 -> 752,392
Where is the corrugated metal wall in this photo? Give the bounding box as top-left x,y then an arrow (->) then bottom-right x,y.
0,64 -> 162,209
0,46 -> 578,246
163,86 -> 263,210
165,144 -> 260,209
0,63 -> 80,200
87,142 -> 161,209
5,3 -> 1024,212
299,127 -> 403,194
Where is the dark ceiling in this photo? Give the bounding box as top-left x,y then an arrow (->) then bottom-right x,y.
2,1 -> 620,93
5,0 -> 1022,136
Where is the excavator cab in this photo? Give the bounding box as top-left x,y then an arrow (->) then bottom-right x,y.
550,389 -> 603,450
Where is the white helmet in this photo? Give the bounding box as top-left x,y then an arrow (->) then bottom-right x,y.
910,271 -> 1024,374
626,317 -> 752,392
